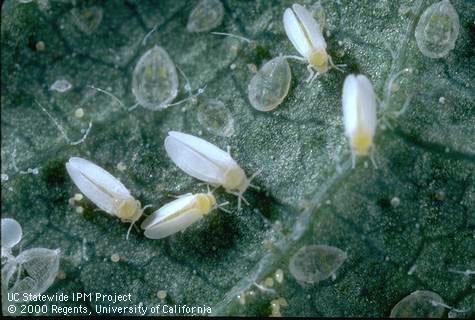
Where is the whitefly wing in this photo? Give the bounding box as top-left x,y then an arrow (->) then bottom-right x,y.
66,157 -> 131,215
141,195 -> 195,229
292,4 -> 326,49
342,74 -> 359,137
165,132 -> 235,185
165,136 -> 225,185
283,7 -> 313,58
143,208 -> 204,239
168,131 -> 235,168
355,75 -> 377,136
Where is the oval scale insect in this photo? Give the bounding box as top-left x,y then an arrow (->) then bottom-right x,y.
186,0 -> 224,33
248,56 -> 292,112
197,99 -> 235,137
132,46 -> 179,111
415,0 -> 460,59
289,244 -> 347,284
141,192 -> 228,239
390,290 -> 445,318
65,157 -> 146,239
283,3 -> 343,82
164,131 -> 259,209
342,74 -> 378,168
1,218 -> 23,261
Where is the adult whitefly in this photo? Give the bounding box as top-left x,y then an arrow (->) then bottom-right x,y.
65,157 -> 145,225
187,0 -> 224,33
2,248 -> 60,299
132,46 -> 178,111
283,3 -> 343,82
141,192 -> 230,240
390,290 -> 445,318
197,99 -> 235,137
248,57 -> 291,112
289,244 -> 347,284
165,131 -> 259,209
342,74 -> 377,168
415,0 -> 460,58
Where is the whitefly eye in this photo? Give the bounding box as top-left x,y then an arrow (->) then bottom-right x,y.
390,290 -> 446,318
248,57 -> 292,112
187,0 -> 224,33
132,46 -> 178,111
415,0 -> 460,58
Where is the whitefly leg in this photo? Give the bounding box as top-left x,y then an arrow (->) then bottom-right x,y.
370,147 -> 378,169
328,55 -> 345,73
306,65 -> 316,83
393,93 -> 413,118
248,169 -> 262,190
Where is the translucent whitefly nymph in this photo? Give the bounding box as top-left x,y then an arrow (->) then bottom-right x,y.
186,0 -> 224,33
132,46 -> 178,111
283,3 -> 341,82
65,157 -> 145,238
288,244 -> 347,284
248,56 -> 292,112
1,218 -> 23,261
415,0 -> 460,59
49,79 -> 72,93
390,290 -> 445,318
197,99 -> 235,137
141,192 -> 228,239
164,131 -> 259,209
70,6 -> 104,35
342,74 -> 377,168
2,248 -> 60,300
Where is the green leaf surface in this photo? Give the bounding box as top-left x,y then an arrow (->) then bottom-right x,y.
1,0 -> 474,317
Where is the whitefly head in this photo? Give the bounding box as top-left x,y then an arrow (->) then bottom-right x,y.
222,164 -> 249,194
283,3 -> 329,73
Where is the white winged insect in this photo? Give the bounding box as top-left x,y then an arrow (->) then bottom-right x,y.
342,74 -> 378,168
283,3 -> 343,82
141,190 -> 229,239
65,157 -> 147,239
164,131 -> 259,209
